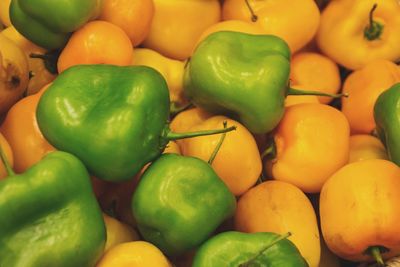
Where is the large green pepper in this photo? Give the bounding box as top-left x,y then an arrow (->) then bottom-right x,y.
373,83 -> 400,165
0,150 -> 106,267
36,64 -> 234,182
131,153 -> 236,256
184,31 -> 342,134
192,231 -> 308,267
10,0 -> 103,50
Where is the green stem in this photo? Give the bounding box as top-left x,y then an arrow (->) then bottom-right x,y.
239,232 -> 292,267
166,125 -> 236,141
208,121 -> 228,165
287,87 -> 348,98
170,102 -> 193,117
30,50 -> 60,75
244,0 -> 258,22
364,4 -> 384,41
261,142 -> 276,160
256,172 -> 267,185
0,145 -> 15,176
367,246 -> 385,267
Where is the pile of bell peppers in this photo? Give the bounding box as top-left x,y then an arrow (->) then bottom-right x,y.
1,0 -> 400,266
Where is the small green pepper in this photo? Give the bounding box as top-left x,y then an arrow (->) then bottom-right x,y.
10,0 -> 103,50
131,153 -> 236,256
0,150 -> 106,267
36,64 -> 234,182
192,231 -> 308,267
373,83 -> 400,165
184,31 -> 344,134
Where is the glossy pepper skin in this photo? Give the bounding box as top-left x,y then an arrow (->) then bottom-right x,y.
373,83 -> 400,166
10,0 -> 103,50
36,65 -> 170,181
36,64 -> 234,182
192,231 -> 308,267
184,31 -> 290,134
131,153 -> 236,256
0,151 -> 106,267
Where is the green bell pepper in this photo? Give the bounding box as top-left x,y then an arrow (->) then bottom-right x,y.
184,31 -> 343,134
192,231 -> 308,267
131,153 -> 236,256
36,64 -> 235,182
0,150 -> 106,267
373,83 -> 400,165
10,0 -> 103,50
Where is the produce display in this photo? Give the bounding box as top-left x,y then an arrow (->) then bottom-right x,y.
1,0 -> 400,266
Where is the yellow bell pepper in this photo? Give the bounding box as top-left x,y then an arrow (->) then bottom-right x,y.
132,48 -> 188,112
1,26 -> 56,95
317,0 -> 400,70
102,214 -> 139,252
96,241 -> 172,267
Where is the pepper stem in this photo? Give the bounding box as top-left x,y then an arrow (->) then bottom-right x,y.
261,142 -> 276,160
244,0 -> 258,22
364,4 -> 384,41
287,87 -> 348,98
166,125 -> 236,141
208,121 -> 228,165
170,102 -> 193,117
30,50 -> 60,75
0,145 -> 15,176
367,246 -> 385,267
239,232 -> 292,267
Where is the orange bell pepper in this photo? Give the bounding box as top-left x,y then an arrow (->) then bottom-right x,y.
349,134 -> 388,163
267,103 -> 350,193
57,20 -> 133,73
290,52 -> 341,104
169,107 -> 212,146
142,0 -> 221,60
317,0 -> 400,70
99,0 -> 154,47
235,180 -> 321,267
222,0 -> 320,53
179,115 -> 262,196
341,59 -> 400,134
0,85 -> 55,173
284,93 -> 319,107
320,159 -> 400,263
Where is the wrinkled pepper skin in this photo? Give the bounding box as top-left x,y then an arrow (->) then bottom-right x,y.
10,0 -> 103,50
131,153 -> 236,256
192,231 -> 308,267
36,65 -> 170,181
184,31 -> 290,134
0,151 -> 106,267
374,83 -> 400,166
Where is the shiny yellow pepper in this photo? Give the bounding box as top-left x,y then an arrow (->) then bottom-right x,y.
132,48 -> 188,112
102,214 -> 139,252
96,241 -> 172,267
317,0 -> 400,70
